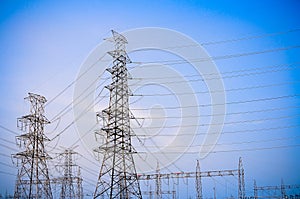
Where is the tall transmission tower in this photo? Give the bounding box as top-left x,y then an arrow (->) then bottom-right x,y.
238,157 -> 245,199
155,162 -> 162,199
13,93 -> 53,199
53,148 -> 83,199
93,30 -> 142,199
195,160 -> 202,199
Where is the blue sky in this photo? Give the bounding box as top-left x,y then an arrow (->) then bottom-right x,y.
0,0 -> 300,198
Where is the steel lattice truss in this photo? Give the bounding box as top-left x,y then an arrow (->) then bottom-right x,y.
52,148 -> 83,199
13,93 -> 53,199
93,30 -> 142,199
138,158 -> 245,199
254,180 -> 300,199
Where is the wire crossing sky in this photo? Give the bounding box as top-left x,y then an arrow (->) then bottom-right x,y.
0,0 -> 300,198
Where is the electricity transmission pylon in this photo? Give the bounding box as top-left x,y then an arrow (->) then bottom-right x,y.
93,30 -> 142,198
238,157 -> 245,199
195,160 -> 202,199
13,93 -> 53,199
54,148 -> 83,199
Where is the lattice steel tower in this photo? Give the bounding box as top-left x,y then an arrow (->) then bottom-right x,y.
13,93 -> 53,199
55,148 -> 83,199
93,30 -> 142,198
195,160 -> 202,199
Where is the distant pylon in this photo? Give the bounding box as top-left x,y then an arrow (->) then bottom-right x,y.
281,178 -> 286,199
55,148 -> 83,199
93,30 -> 142,198
254,180 -> 257,199
195,160 -> 202,199
238,157 -> 245,199
13,93 -> 53,199
155,162 -> 162,199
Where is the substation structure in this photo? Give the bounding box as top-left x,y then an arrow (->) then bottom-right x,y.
254,180 -> 300,199
138,158 -> 245,199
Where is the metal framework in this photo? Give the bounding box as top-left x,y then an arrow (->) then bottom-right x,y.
254,180 -> 300,199
52,148 -> 83,199
238,157 -> 246,199
13,93 -> 53,199
155,162 -> 162,199
93,30 -> 142,198
196,160 -> 202,199
138,158 -> 245,199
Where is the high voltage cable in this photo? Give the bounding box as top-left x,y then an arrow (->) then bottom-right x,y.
48,90 -> 107,142
96,80 -> 300,100
0,143 -> 17,152
153,28 -> 300,50
161,28 -> 300,49
129,62 -> 299,80
136,124 -> 300,137
148,28 -> 300,49
45,53 -> 108,107
79,154 -> 99,168
44,44 -> 300,111
49,83 -> 108,142
129,66 -> 299,86
131,94 -> 299,111
134,105 -> 300,120
199,28 -> 300,46
49,75 -> 108,122
0,162 -> 15,169
61,65 -> 300,117
131,81 -> 300,97
68,123 -> 98,148
139,135 -> 300,149
148,144 -> 300,154
0,137 -> 16,145
0,171 -> 15,177
41,29 -> 300,108
132,45 -> 300,65
0,152 -> 11,158
0,125 -> 18,136
132,113 -> 300,129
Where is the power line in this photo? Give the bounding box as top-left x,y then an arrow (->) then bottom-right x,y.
0,171 -> 16,177
173,28 -> 300,47
134,105 -> 300,120
138,135 -> 300,149
49,73 -> 108,122
0,142 -> 17,152
0,124 -> 18,136
0,161 -> 15,169
136,124 -> 300,137
129,66 -> 299,85
131,81 -> 300,97
45,53 -> 107,107
48,90 -> 107,142
132,45 -> 300,65
34,28 -> 300,108
146,144 -> 300,154
0,152 -> 12,158
127,62 -> 299,79
0,137 -> 16,145
132,113 -> 300,129
131,94 -> 300,110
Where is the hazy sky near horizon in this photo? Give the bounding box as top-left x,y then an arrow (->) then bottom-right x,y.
0,0 -> 300,197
